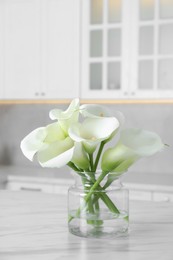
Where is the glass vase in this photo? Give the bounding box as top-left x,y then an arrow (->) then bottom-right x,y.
68,171 -> 129,238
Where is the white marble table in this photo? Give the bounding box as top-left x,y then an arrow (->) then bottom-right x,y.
0,190 -> 173,260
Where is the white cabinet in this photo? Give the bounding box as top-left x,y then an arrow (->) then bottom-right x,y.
0,0 -> 41,99
130,0 -> 173,99
81,0 -> 128,99
0,0 -> 80,99
81,0 -> 173,100
152,192 -> 173,202
6,174 -> 173,202
41,0 -> 80,99
1,0 -> 173,101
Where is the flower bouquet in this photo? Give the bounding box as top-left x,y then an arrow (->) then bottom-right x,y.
21,99 -> 165,238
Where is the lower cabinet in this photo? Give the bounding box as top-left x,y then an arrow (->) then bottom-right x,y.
152,192 -> 173,202
129,190 -> 173,202
6,175 -> 173,202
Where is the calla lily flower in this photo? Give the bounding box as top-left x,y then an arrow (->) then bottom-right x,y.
69,117 -> 119,154
101,128 -> 164,173
80,104 -> 125,126
49,98 -> 80,134
20,127 -> 47,161
71,142 -> 90,170
20,122 -> 74,168
80,104 -> 112,118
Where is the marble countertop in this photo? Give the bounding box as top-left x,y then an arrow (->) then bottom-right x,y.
0,190 -> 173,260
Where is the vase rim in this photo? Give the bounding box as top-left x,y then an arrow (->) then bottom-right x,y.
70,169 -> 126,178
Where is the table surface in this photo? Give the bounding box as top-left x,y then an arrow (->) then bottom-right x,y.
0,190 -> 173,260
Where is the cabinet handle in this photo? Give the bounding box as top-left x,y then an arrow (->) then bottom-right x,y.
21,187 -> 42,192
35,92 -> 39,96
41,92 -> 45,96
131,92 -> 135,96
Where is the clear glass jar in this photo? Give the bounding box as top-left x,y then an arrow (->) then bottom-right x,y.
68,171 -> 129,238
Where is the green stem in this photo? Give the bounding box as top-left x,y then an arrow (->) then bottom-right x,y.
84,174 -> 120,215
85,171 -> 100,213
67,161 -> 80,172
67,161 -> 121,223
89,154 -> 94,172
94,194 -> 100,212
68,171 -> 108,222
85,171 -> 120,213
67,162 -> 84,177
94,141 -> 105,172
99,192 -> 120,214
81,175 -> 103,226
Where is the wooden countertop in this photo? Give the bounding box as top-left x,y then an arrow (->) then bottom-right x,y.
0,190 -> 173,260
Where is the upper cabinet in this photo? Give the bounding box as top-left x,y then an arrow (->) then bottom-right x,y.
42,0 -> 80,99
132,0 -> 173,98
0,0 -> 41,99
81,0 -> 173,99
81,0 -> 126,99
0,0 -> 173,101
0,0 -> 80,99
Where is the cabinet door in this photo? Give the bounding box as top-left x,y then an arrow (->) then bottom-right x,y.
42,0 -> 80,99
81,0 -> 129,99
81,0 -> 173,100
0,0 -> 41,99
130,0 -> 173,99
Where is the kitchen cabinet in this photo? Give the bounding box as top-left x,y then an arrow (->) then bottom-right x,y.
1,0 -> 173,101
0,0 -> 80,99
0,0 -> 41,99
81,0 -> 173,99
6,174 -> 173,203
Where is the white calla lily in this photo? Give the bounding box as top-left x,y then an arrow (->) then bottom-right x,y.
37,137 -> 74,168
71,142 -> 89,170
102,128 -> 164,173
80,104 -> 125,125
69,117 -> 119,154
120,128 -> 164,156
49,98 -> 80,134
20,127 -> 47,161
80,104 -> 112,118
20,122 -> 74,168
101,143 -> 139,173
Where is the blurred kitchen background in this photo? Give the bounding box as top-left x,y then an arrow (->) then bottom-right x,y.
0,0 -> 173,202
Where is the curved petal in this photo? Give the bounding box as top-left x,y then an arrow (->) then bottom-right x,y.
38,147 -> 74,168
69,118 -> 119,154
101,128 -> 164,173
49,98 -> 79,120
69,117 -> 119,142
120,128 -> 164,156
101,143 -> 139,172
82,140 -> 100,154
49,99 -> 80,134
44,122 -> 66,143
80,104 -> 112,118
82,117 -> 119,140
20,127 -> 47,161
71,142 -> 89,170
37,137 -> 74,168
68,122 -> 83,142
80,104 -> 125,126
